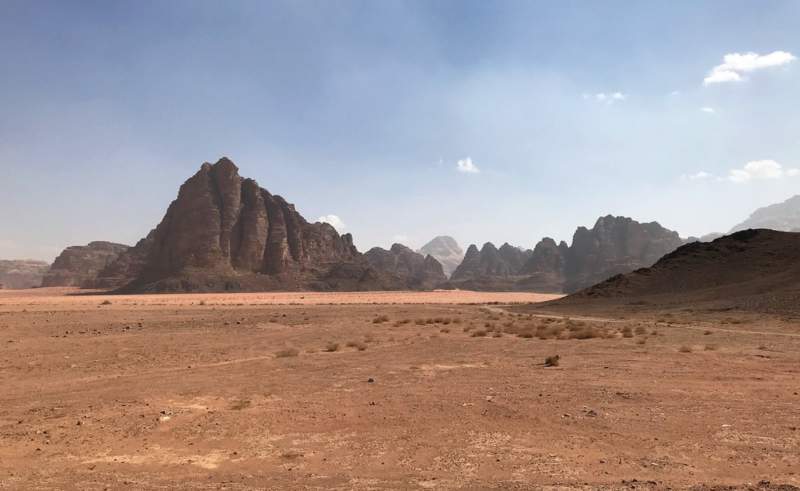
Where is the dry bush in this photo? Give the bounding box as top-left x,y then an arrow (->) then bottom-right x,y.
634,325 -> 647,335
570,327 -> 601,340
703,330 -> 713,335
636,338 -> 647,345
433,317 -> 445,323
492,332 -> 503,338
679,345 -> 692,353
621,326 -> 634,338
229,399 -> 251,410
471,329 -> 488,337
440,327 -> 450,333
463,325 -> 473,332
100,300 -> 112,306
537,325 -> 564,340
452,318 -> 462,324
414,319 -> 426,326
275,348 -> 299,358
372,315 -> 390,324
425,318 -> 435,324
650,330 -> 660,336
323,342 -> 340,352
544,355 -> 560,367
346,340 -> 367,351
704,344 -> 718,351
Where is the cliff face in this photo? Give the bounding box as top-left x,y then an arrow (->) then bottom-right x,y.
0,260 -> 50,289
730,195 -> 800,233
101,158 -> 441,292
447,216 -> 683,293
41,242 -> 129,287
563,215 -> 684,292
364,244 -> 446,290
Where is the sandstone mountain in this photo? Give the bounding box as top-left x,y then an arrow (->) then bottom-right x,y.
447,216 -> 683,293
562,229 -> 800,314
42,241 -> 130,287
563,215 -> 684,292
730,195 -> 800,233
102,158 -> 445,292
0,260 -> 50,289
418,236 -> 463,277
364,244 -> 446,290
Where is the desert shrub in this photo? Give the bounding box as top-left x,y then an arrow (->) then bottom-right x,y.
229,399 -> 251,410
470,329 -> 487,337
621,326 -> 634,338
634,325 -> 647,335
492,332 -> 503,338
452,318 -> 462,324
425,318 -> 435,324
703,330 -> 713,335
570,327 -> 600,340
440,327 -> 450,333
323,342 -> 340,352
704,344 -> 718,351
636,338 -> 647,345
433,317 -> 445,323
346,340 -> 367,351
679,345 -> 692,353
544,355 -> 560,367
650,330 -> 659,336
100,300 -> 112,305
537,325 -> 563,339
414,319 -> 426,326
372,315 -> 390,324
275,348 -> 299,358
463,325 -> 473,332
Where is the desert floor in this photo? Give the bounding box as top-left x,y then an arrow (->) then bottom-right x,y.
0,288 -> 798,490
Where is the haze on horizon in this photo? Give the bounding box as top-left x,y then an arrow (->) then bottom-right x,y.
1,1 -> 799,262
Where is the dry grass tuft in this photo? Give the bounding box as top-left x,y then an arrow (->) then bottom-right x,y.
544,355 -> 560,367
372,315 -> 390,324
470,329 -> 488,337
275,348 -> 299,358
345,340 -> 367,351
323,342 -> 340,352
679,345 -> 692,353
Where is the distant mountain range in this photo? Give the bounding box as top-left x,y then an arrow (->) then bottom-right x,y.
0,260 -> 50,289
446,216 -> 684,293
730,194 -> 800,233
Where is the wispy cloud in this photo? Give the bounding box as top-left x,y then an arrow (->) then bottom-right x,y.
727,160 -> 799,183
682,171 -> 712,181
317,214 -> 346,231
456,157 -> 480,174
700,107 -> 715,114
703,51 -> 796,86
582,92 -> 627,104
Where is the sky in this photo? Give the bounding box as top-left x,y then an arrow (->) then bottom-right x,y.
1,0 -> 799,261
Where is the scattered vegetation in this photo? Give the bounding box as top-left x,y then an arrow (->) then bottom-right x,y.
704,344 -> 718,351
100,300 -> 112,306
470,329 -> 488,337
679,345 -> 692,353
345,340 -> 367,351
372,315 -> 390,324
621,326 -> 634,338
323,342 -> 340,352
275,348 -> 299,358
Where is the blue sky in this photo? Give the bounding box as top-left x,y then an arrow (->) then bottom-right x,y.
1,0 -> 799,261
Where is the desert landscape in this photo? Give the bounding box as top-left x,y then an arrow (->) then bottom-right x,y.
1,286 -> 798,489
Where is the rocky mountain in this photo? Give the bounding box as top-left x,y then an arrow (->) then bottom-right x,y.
730,195 -> 800,233
447,216 -> 683,293
0,260 -> 50,289
42,241 -> 130,287
563,215 -> 684,292
103,157 -> 445,292
364,244 -> 446,289
563,229 -> 800,314
418,236 -> 463,277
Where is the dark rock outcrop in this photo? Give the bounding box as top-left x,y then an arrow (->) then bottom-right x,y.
563,215 -> 684,292
42,242 -> 129,287
106,157 -> 442,292
418,236 -> 463,278
730,195 -> 800,233
563,229 -> 800,313
364,244 -> 446,290
447,216 -> 683,293
0,260 -> 50,289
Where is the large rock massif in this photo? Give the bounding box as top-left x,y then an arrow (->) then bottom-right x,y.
42,242 -> 130,287
563,229 -> 800,313
98,158 -> 443,292
448,216 -> 684,293
0,260 -> 51,289
417,236 -> 464,278
730,195 -> 800,233
364,244 -> 446,290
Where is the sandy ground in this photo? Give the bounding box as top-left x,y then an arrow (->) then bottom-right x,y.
1,288 -> 799,490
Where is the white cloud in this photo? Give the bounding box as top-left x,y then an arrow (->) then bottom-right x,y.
704,51 -> 796,86
456,157 -> 480,174
317,214 -> 346,231
583,92 -> 627,104
684,171 -> 712,181
727,160 -> 798,183
391,234 -> 410,245
700,107 -> 715,114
